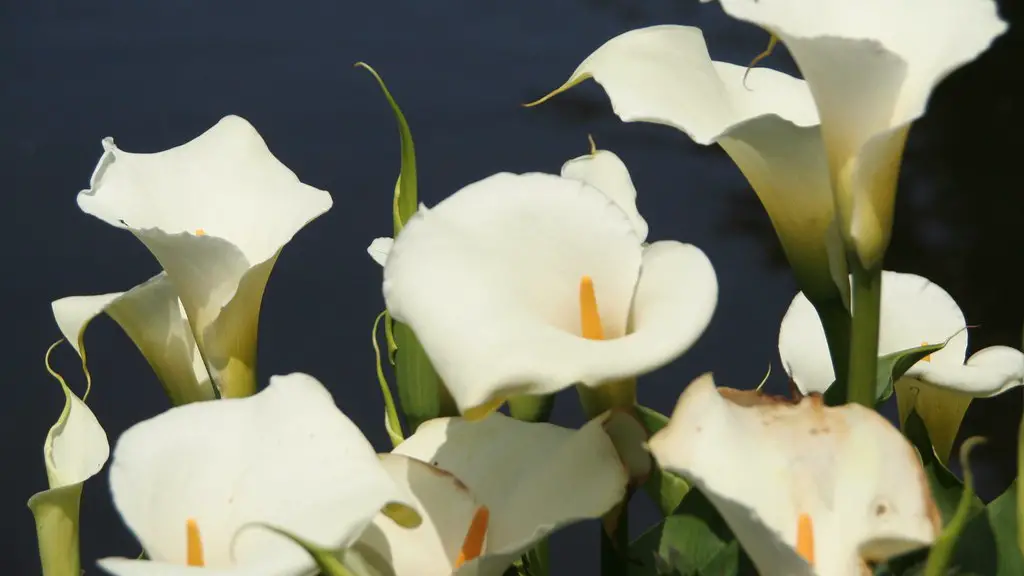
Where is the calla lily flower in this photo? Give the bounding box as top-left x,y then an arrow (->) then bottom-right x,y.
52,273 -> 214,405
29,342 -> 110,576
529,25 -> 842,301
714,0 -> 1007,266
648,374 -> 941,576
779,271 -> 1024,462
97,373 -> 420,576
77,116 -> 333,398
382,166 -> 717,417
352,412 -> 639,575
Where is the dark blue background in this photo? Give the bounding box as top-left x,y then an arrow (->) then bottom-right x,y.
5,0 -> 1021,573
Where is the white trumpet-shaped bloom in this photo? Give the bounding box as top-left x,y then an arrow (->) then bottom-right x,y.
97,373 -> 419,576
532,25 -> 840,300
382,165 -> 717,416
52,273 -> 214,405
648,374 -> 940,576
353,412 -> 634,575
779,271 -> 1024,462
77,116 -> 333,398
714,0 -> 1007,266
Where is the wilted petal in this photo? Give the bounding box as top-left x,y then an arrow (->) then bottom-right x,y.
648,374 -> 939,576
716,0 -> 1007,264
78,116 -> 333,397
537,25 -> 837,299
368,237 -> 394,267
361,413 -> 628,575
99,373 -> 417,575
561,150 -> 648,242
52,274 -> 214,405
384,172 -> 716,415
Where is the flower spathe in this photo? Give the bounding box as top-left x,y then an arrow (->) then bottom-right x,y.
97,373 -> 420,576
352,412 -> 636,575
530,26 -> 841,302
779,271 -> 1024,462
29,343 -> 110,576
715,0 -> 1007,266
648,374 -> 940,576
52,273 -> 214,406
382,166 -> 717,416
77,116 -> 334,398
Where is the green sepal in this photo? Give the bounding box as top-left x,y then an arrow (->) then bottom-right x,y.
635,405 -> 690,517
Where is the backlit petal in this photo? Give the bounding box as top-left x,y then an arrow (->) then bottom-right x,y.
561,150 -> 648,242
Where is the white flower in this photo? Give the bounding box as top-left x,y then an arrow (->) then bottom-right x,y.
77,116 -> 333,398
353,412 -> 635,575
714,0 -> 1007,266
648,374 -> 940,576
530,25 -> 840,300
780,271 -> 1024,462
97,373 -> 419,576
29,343 -> 110,576
382,163 -> 717,417
52,273 -> 214,405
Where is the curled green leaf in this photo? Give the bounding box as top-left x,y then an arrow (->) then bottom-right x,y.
924,436 -> 986,576
372,311 -> 403,447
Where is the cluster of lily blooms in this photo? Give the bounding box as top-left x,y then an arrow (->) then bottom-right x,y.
29,0 -> 1019,574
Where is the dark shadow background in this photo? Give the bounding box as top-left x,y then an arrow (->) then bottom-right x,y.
3,0 -> 1021,573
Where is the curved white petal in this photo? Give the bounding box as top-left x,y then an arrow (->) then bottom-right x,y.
41,376 -> 109,490
560,150 -> 648,242
353,455 -> 481,576
383,172 -> 643,412
78,116 -> 333,397
780,271 -> 968,394
717,0 -> 1006,264
98,558 -> 247,576
52,274 -> 214,405
906,345 -> 1024,397
368,237 -> 394,267
648,374 -> 939,576
544,25 -> 838,299
109,373 -> 416,572
387,413 -> 628,575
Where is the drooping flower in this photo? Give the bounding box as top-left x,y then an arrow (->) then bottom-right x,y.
352,411 -> 640,575
382,162 -> 717,418
779,271 -> 1024,462
648,374 -> 940,576
97,373 -> 419,576
714,0 -> 1007,267
29,342 -> 110,576
77,116 -> 333,398
528,25 -> 841,302
52,273 -> 214,405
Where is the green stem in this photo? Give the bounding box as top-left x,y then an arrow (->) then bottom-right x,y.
507,394 -> 555,423
600,501 -> 629,576
814,299 -> 851,406
847,261 -> 882,407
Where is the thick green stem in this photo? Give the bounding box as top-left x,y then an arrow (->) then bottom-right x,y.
814,299 -> 851,406
847,261 -> 882,407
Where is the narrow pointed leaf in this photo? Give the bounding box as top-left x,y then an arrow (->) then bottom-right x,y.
824,341 -> 948,406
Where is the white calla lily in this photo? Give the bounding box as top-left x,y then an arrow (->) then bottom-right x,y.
97,373 -> 419,576
715,0 -> 1007,266
353,412 -> 632,576
77,116 -> 333,398
29,342 -> 110,576
52,273 -> 214,405
648,374 -> 940,576
560,149 -> 648,242
779,271 -> 1024,462
382,170 -> 717,417
531,25 -> 840,301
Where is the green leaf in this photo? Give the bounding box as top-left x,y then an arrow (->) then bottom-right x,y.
635,405 -> 691,517
355,62 -> 417,233
630,487 -> 751,576
392,321 -> 456,431
903,407 -> 983,524
824,342 -> 947,406
247,524 -> 379,576
952,481 -> 1024,576
925,437 -> 985,576
372,311 -> 403,447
